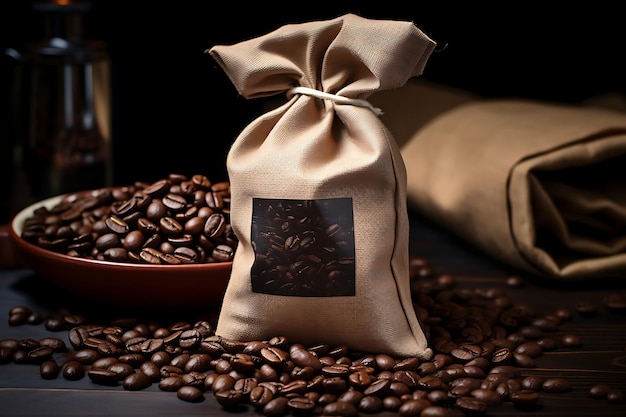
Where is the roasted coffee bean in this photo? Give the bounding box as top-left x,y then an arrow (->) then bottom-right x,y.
322,364 -> 350,378
40,360 -> 60,379
183,216 -> 205,235
16,337 -> 38,350
123,371 -> 152,391
541,377 -> 571,393
512,352 -> 535,368
173,246 -> 199,263
212,244 -> 234,262
560,333 -> 582,348
603,293 -> 626,313
72,349 -> 100,364
162,193 -> 187,211
398,398 -> 431,416
107,362 -> 135,379
38,337 -> 67,352
394,357 -> 420,372
27,311 -> 44,325
607,389 -> 625,404
263,396 -> 289,417
88,369 -> 120,385
139,247 -> 163,264
118,353 -> 145,367
215,389 -> 243,407
363,377 -> 392,396
383,395 -> 402,412
27,346 -> 54,363
8,309 -> 30,326
211,374 -> 236,394
589,383 -> 612,399
260,346 -> 289,366
9,306 -> 32,317
417,375 -> 445,391
536,337 -> 558,351
95,233 -> 121,252
158,375 -> 185,392
358,395 -> 384,413
575,300 -> 598,316
455,396 -> 487,414
204,213 -> 227,239
105,215 -> 130,234
514,341 -> 542,358
182,371 -> 207,388
44,316 -> 65,331
322,401 -> 359,417
171,353 -> 191,370
140,361 -> 161,382
287,344 -> 321,370
250,385 -> 275,407
159,217 -> 183,235
178,329 -> 202,350
471,388 -> 502,406
61,360 -> 85,381
337,389 -> 364,405
160,365 -> 183,379
103,247 -> 129,262
510,389 -> 540,407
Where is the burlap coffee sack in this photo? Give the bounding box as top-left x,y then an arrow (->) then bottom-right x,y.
402,98 -> 626,280
209,14 -> 436,358
370,79 -> 480,148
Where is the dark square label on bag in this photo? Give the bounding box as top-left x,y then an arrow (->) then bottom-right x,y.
250,197 -> 355,297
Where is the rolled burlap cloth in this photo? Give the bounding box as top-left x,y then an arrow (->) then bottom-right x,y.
401,97 -> 626,280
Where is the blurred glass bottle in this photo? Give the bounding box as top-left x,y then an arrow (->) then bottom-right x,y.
5,0 -> 113,218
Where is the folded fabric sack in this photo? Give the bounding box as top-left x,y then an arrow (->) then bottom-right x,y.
402,98 -> 626,280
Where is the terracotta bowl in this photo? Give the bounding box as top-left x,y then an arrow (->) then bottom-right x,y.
9,195 -> 232,308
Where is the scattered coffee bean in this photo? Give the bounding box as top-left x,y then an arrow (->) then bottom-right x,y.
589,384 -> 612,399
575,300 -> 598,316
123,371 -> 152,391
607,389 -> 625,404
177,385 -> 205,403
61,360 -> 85,381
506,276 -> 525,287
560,333 -> 582,348
39,360 -> 60,379
603,293 -> 626,313
510,389 -> 540,407
88,369 -> 120,385
541,377 -> 572,393
2,253 -> 623,415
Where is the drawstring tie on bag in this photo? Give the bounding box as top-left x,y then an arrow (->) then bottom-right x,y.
287,86 -> 384,116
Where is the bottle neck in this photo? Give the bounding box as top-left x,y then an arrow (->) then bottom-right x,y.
34,0 -> 93,44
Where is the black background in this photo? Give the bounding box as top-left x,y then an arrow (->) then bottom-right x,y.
1,1 -> 625,223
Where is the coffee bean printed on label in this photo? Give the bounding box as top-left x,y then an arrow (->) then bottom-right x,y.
250,198 -> 356,297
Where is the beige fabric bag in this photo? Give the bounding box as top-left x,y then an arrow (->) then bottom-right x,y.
402,98 -> 626,280
209,14 -> 436,358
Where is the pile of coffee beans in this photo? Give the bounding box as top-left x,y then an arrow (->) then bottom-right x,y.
2,255 -> 625,416
19,173 -> 237,264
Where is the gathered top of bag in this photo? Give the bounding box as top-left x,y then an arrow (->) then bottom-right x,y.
208,13 -> 437,109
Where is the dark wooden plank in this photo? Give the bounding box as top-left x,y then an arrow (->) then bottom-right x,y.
1,212 -> 625,416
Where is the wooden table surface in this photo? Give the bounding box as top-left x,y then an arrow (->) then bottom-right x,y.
1,211 -> 625,417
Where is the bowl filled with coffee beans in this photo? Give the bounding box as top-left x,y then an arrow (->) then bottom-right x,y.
9,174 -> 235,307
